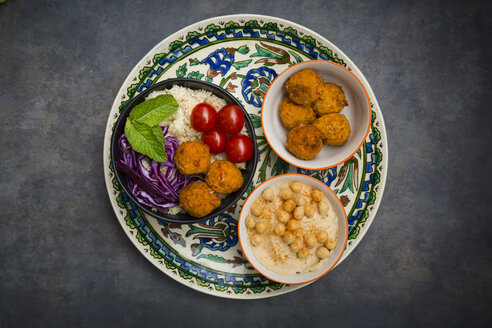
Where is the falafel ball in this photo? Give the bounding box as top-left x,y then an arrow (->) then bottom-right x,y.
179,182 -> 221,218
284,69 -> 323,105
312,83 -> 348,115
174,141 -> 210,175
286,124 -> 323,160
279,97 -> 316,130
206,160 -> 244,194
313,113 -> 351,146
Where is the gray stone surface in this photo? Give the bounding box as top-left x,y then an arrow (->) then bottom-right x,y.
1,0 -> 491,327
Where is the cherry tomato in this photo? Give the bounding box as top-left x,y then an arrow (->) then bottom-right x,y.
191,103 -> 217,132
225,134 -> 253,163
202,128 -> 227,154
216,104 -> 245,135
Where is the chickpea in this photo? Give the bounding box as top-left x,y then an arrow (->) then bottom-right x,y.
304,184 -> 312,194
250,201 -> 263,216
297,247 -> 309,259
245,215 -> 256,229
276,210 -> 290,224
316,246 -> 330,259
304,204 -> 316,218
305,235 -> 318,248
311,189 -> 324,202
278,182 -> 290,190
293,206 -> 304,220
283,199 -> 296,212
290,239 -> 303,253
262,187 -> 275,201
283,231 -> 295,244
255,222 -> 267,233
290,181 -> 303,193
324,238 -> 336,250
251,234 -> 262,246
274,223 -> 286,236
316,230 -> 328,243
294,195 -> 307,206
280,188 -> 294,200
318,200 -> 329,214
287,219 -> 300,232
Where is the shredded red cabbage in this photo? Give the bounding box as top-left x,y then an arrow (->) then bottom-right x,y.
116,126 -> 202,213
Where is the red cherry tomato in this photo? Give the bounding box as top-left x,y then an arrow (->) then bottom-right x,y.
225,134 -> 253,163
202,128 -> 227,154
216,104 -> 245,135
191,103 -> 217,132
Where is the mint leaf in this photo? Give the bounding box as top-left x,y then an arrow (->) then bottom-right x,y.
124,118 -> 168,162
129,94 -> 178,126
152,125 -> 166,142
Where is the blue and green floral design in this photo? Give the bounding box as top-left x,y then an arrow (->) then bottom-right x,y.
241,66 -> 278,107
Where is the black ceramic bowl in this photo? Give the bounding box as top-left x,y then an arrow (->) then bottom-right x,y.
110,78 -> 258,224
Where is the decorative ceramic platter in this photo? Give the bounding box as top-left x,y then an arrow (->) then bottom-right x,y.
103,14 -> 387,299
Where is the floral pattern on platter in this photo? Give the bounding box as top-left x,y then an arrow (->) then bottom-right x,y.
104,15 -> 387,299
241,66 -> 278,107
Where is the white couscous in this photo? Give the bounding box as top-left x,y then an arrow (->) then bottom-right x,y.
147,85 -> 246,168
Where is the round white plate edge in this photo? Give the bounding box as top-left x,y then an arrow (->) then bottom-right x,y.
102,14 -> 388,299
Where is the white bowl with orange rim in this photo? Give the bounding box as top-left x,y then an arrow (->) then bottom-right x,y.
261,60 -> 371,170
238,174 -> 348,285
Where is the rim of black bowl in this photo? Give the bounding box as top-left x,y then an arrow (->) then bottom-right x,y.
110,78 -> 258,224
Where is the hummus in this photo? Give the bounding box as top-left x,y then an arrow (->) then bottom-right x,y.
246,181 -> 339,276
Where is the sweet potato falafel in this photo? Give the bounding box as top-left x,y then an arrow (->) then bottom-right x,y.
285,124 -> 323,160
178,182 -> 221,218
284,69 -> 323,105
174,141 -> 210,175
312,83 -> 348,115
206,160 -> 244,194
279,98 -> 316,130
313,113 -> 351,146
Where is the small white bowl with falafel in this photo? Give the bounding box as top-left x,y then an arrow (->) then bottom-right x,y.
261,60 -> 371,170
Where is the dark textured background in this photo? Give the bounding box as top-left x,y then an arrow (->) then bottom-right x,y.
1,0 -> 491,327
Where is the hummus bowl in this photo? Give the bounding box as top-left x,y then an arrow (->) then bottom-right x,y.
238,174 -> 348,285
